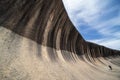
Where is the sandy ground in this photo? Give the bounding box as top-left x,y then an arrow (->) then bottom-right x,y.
0,26 -> 120,80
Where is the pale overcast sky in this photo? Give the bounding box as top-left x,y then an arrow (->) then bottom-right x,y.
63,0 -> 120,50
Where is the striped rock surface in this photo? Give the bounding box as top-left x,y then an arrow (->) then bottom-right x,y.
0,0 -> 120,80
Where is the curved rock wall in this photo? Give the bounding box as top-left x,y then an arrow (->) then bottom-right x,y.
0,0 -> 120,80
0,0 -> 119,58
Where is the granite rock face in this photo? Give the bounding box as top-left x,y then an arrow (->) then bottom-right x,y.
0,0 -> 120,80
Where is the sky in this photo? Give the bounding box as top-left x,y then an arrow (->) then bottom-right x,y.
63,0 -> 120,50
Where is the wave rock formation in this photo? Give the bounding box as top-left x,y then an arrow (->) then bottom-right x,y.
0,0 -> 120,80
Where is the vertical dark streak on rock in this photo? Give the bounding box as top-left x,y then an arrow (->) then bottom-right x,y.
0,0 -> 120,62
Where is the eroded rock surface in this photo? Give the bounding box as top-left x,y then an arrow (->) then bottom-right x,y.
0,0 -> 120,80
